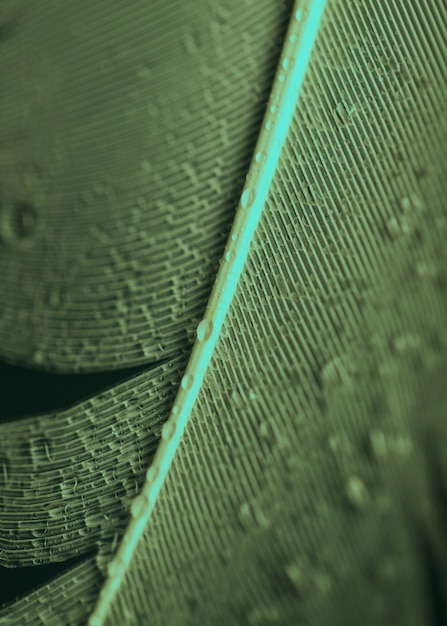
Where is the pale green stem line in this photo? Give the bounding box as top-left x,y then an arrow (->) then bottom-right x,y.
88,2 -> 327,623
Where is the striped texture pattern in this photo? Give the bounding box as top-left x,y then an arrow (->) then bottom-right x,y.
0,0 -> 446,624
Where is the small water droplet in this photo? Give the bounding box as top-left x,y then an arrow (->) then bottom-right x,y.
282,57 -> 294,71
197,319 -> 213,342
131,495 -> 146,517
241,188 -> 256,209
278,73 -> 285,82
321,356 -> 352,388
0,202 -> 37,244
295,7 -> 308,21
285,562 -> 307,593
255,150 -> 267,164
247,606 -> 281,625
225,249 -> 235,263
328,431 -> 352,455
392,334 -> 421,356
265,120 -> 274,131
162,420 -> 176,440
181,373 -> 194,390
146,465 -> 159,483
369,429 -> 388,461
345,476 -> 371,511
231,233 -> 238,241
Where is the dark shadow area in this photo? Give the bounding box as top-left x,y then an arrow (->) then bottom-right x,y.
0,553 -> 91,608
0,358 -> 163,422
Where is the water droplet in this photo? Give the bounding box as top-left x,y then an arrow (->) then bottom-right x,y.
0,202 -> 37,244
295,7 -> 308,21
386,215 -> 413,238
278,73 -> 285,82
225,249 -> 235,263
197,319 -> 213,342
285,562 -> 307,593
107,557 -> 123,578
321,356 -> 352,388
392,334 -> 421,356
181,373 -> 194,390
247,606 -> 281,625
415,261 -> 437,279
241,188 -> 256,209
265,120 -> 274,131
255,150 -> 267,164
282,57 -> 294,71
369,429 -> 388,461
131,495 -> 146,517
345,476 -> 371,511
328,431 -> 352,455
162,420 -> 176,440
146,465 -> 159,483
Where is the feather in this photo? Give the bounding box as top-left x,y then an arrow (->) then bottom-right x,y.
1,0 -> 447,624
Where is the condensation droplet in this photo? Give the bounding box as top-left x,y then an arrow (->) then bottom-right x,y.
231,233 -> 238,241
162,420 -> 176,440
146,465 -> 159,483
241,188 -> 256,209
181,373 -> 194,390
282,57 -> 294,71
345,476 -> 371,511
295,7 -> 308,21
321,356 -> 352,388
0,202 -> 37,244
369,429 -> 388,461
392,334 -> 421,356
255,150 -> 267,164
328,431 -> 352,455
197,319 -> 213,342
225,249 -> 235,263
131,495 -> 146,518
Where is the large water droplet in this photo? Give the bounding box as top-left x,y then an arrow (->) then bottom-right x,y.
197,319 -> 213,342
241,188 -> 256,209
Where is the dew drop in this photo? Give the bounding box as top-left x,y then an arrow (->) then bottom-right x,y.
345,476 -> 371,511
231,233 -> 238,241
282,57 -> 294,71
181,373 -> 194,390
321,356 -> 351,388
241,188 -> 256,209
146,465 -> 159,483
162,420 -> 176,440
225,249 -> 235,263
131,495 -> 146,518
285,562 -> 307,593
255,150 -> 267,164
295,7 -> 308,21
369,429 -> 389,461
0,202 -> 37,244
197,318 -> 213,342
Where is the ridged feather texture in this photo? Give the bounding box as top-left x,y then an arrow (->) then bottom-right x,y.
0,0 -> 446,625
